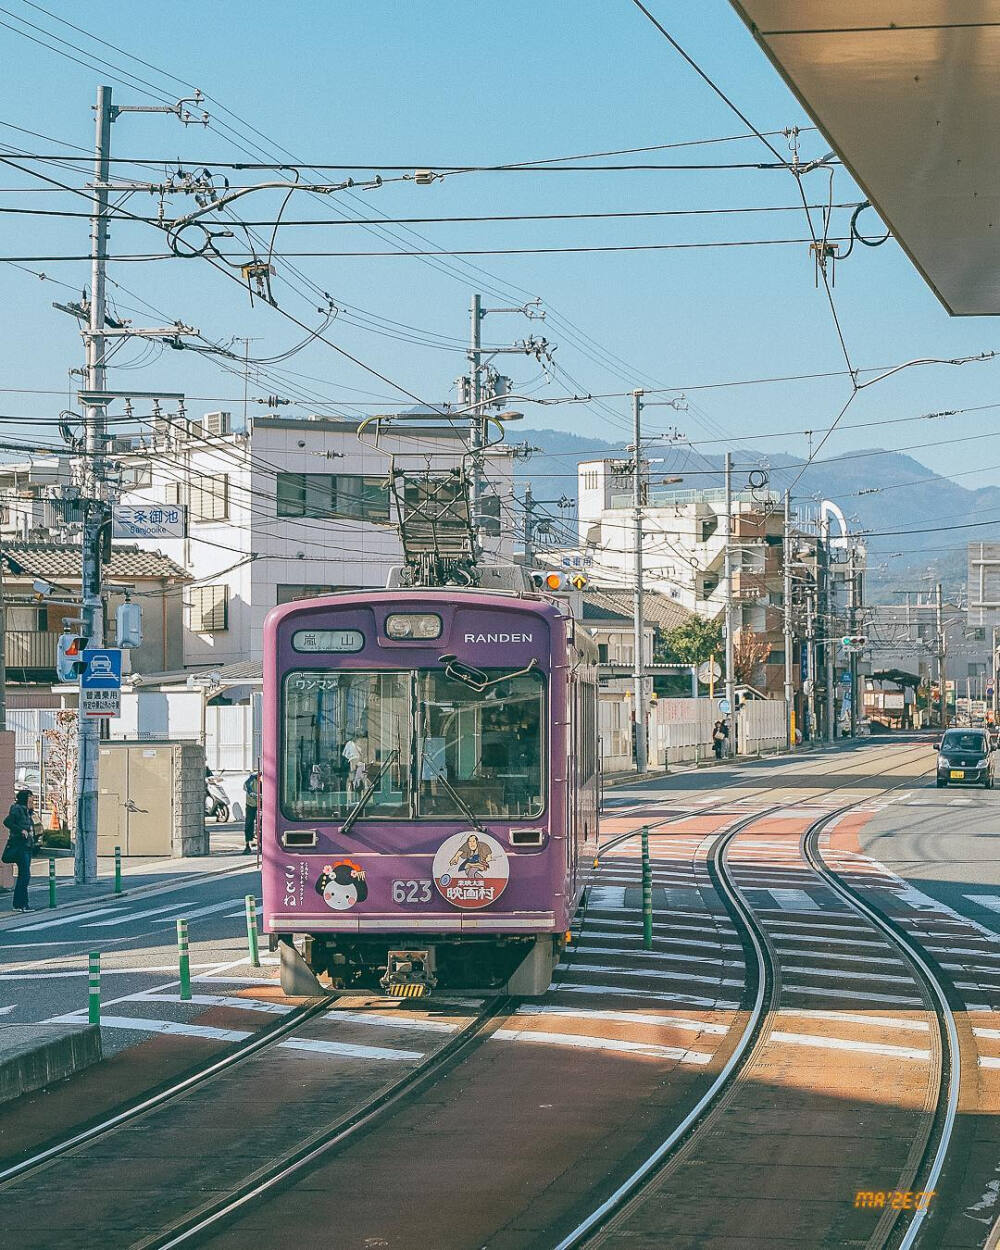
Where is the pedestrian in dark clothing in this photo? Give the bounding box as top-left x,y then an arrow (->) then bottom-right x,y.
243,772 -> 259,853
3,789 -> 35,911
720,718 -> 731,758
712,721 -> 725,760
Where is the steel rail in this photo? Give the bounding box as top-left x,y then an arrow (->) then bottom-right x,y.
142,995 -> 511,1250
555,757 -> 934,1249
0,995 -> 330,1186
804,817 -> 959,1250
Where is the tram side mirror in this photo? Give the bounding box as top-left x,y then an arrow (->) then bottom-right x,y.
439,654 -> 490,691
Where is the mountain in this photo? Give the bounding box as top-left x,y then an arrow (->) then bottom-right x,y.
514,429 -> 1000,570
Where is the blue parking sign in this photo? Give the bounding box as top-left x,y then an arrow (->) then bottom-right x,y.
80,648 -> 122,690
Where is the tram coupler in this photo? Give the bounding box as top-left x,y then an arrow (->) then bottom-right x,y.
381,948 -> 437,998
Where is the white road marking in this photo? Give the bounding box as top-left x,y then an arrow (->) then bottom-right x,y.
281,1036 -> 423,1060
781,964 -> 917,984
783,984 -> 923,1006
515,1004 -> 729,1034
576,931 -> 741,952
586,886 -> 627,910
767,932 -> 888,950
0,1004 -> 15,1015
82,901 -> 189,928
492,1027 -> 713,1063
778,1008 -> 929,1032
15,905 -> 126,931
325,1010 -> 459,1034
49,1011 -> 424,1060
973,1028 -> 1000,1041
769,1031 -> 931,1061
761,889 -> 821,912
134,992 -> 291,1014
569,945 -> 734,967
0,962 -> 225,980
557,962 -> 743,986
965,895 -> 1000,914
978,1057 -> 1000,1069
760,918 -> 870,934
578,915 -> 735,934
150,898 -> 245,925
950,798 -> 975,806
553,983 -> 740,1009
772,947 -> 905,968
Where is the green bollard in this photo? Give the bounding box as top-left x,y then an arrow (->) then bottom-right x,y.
245,895 -> 260,968
48,857 -> 56,909
641,825 -> 653,950
114,846 -> 122,895
177,918 -> 191,1001
88,950 -> 101,1025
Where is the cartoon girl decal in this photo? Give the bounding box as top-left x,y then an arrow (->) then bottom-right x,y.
449,833 -> 492,879
315,859 -> 368,911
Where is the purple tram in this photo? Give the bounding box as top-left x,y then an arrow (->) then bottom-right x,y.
262,588 -> 599,997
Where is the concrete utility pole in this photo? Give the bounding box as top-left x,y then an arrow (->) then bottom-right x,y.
632,389 -> 647,774
848,544 -> 859,737
75,84 -> 115,885
723,452 -> 736,753
936,581 -> 948,730
782,490 -> 794,748
805,587 -> 816,741
467,293 -> 483,528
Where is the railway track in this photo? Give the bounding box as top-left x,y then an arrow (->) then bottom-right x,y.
557,757 -> 960,1249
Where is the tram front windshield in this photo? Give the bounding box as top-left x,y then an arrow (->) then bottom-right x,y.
282,668 -> 545,821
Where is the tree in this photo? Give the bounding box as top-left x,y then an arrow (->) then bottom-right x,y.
659,616 -> 724,667
732,627 -> 771,687
43,710 -> 77,832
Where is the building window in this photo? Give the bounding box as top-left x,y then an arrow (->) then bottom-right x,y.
581,470 -> 599,491
597,642 -> 609,664
276,473 -> 390,521
189,474 -> 229,522
189,584 -> 229,632
972,627 -> 987,642
916,623 -> 930,639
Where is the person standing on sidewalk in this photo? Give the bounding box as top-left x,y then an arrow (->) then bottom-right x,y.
2,789 -> 35,911
242,772 -> 259,854
712,721 -> 725,760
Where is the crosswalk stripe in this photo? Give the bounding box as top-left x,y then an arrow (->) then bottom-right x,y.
82,902 -> 189,929
150,899 -> 245,925
491,1027 -> 713,1063
515,1004 -> 730,1034
770,1031 -> 931,1060
964,895 -> 1000,914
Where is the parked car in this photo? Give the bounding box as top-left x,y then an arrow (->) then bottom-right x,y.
936,729 -> 998,788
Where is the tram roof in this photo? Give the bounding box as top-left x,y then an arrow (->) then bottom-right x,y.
730,2 -> 1000,314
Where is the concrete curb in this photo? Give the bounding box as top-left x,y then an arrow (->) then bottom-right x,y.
0,1023 -> 102,1106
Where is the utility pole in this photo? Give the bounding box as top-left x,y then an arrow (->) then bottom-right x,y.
782,490 -> 794,748
848,543 -> 859,737
75,84 -> 115,885
936,581 -> 948,730
632,389 -> 647,774
805,587 -> 816,741
723,452 -> 736,754
523,480 -> 535,569
467,293 -> 483,529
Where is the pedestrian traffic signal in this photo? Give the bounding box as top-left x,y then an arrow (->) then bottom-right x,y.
56,633 -> 89,683
530,570 -> 588,593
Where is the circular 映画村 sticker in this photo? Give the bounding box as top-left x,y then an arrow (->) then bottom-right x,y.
432,831 -> 509,910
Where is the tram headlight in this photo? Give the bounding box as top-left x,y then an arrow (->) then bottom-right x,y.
385,613 -> 442,640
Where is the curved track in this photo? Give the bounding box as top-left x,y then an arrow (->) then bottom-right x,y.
559,754 -> 953,1249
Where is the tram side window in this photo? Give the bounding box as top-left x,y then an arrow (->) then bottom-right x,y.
416,669 -> 546,818
282,671 -> 411,819
578,682 -> 597,784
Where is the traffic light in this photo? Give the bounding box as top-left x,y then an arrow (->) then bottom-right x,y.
56,633 -> 89,683
530,570 -> 589,593
841,635 -> 866,650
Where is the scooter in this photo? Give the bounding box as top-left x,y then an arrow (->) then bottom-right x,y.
205,774 -> 231,823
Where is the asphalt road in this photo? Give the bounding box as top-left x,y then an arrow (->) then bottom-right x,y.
858,775 -> 1000,933
0,862 -> 263,1053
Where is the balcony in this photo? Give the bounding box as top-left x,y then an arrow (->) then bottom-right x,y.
4,630 -> 58,674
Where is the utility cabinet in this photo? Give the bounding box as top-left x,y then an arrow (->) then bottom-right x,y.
97,740 -> 207,857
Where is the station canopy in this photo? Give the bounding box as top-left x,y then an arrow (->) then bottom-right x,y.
731,3 -> 1000,314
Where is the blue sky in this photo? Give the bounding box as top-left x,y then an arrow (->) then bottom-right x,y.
2,0 -> 999,507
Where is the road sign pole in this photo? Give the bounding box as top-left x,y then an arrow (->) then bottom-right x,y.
177,918 -> 191,1000
88,950 -> 101,1025
641,826 -> 653,950
245,894 -> 260,967
48,857 -> 56,909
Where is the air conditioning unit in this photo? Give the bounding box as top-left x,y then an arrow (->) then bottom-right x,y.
203,411 -> 232,436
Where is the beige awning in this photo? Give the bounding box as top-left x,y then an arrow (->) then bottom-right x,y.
731,3 -> 1000,314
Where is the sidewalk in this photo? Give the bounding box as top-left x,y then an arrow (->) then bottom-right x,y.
602,736 -> 854,788
0,824 -> 257,929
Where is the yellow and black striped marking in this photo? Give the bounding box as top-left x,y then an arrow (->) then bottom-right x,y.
387,983 -> 428,998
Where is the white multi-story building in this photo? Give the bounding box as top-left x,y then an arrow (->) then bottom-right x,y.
118,412 -> 514,669
575,458 -> 780,628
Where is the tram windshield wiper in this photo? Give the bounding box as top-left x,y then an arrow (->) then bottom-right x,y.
431,772 -> 487,834
439,655 -> 538,693
341,748 -> 399,835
